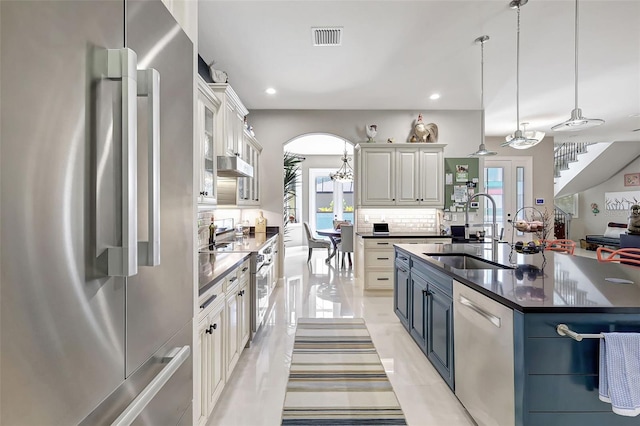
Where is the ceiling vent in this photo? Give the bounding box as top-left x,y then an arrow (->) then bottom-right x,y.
312,27 -> 343,46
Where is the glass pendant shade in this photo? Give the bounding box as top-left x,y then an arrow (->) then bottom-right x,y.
552,0 -> 604,132
503,123 -> 545,149
469,35 -> 497,157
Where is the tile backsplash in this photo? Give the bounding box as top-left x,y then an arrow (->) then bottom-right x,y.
356,208 -> 440,233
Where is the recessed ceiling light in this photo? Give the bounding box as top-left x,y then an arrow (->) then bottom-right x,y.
429,93 -> 441,100
265,87 -> 276,95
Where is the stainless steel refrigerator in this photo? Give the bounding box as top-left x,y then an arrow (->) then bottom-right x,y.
1,1 -> 194,424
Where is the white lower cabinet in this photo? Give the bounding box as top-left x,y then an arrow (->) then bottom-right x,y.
239,272 -> 251,349
362,238 -> 450,290
195,258 -> 251,425
196,294 -> 225,426
225,278 -> 240,377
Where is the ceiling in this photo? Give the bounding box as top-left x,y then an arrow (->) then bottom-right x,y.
198,1 -> 640,144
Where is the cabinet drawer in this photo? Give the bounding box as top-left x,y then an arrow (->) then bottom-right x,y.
198,282 -> 224,319
365,270 -> 394,290
364,250 -> 395,269
238,260 -> 250,282
364,239 -> 396,249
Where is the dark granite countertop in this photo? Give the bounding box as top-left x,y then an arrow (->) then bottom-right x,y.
356,232 -> 451,239
198,230 -> 278,296
395,243 -> 640,313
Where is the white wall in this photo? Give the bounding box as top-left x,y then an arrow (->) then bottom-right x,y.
246,109 -> 555,271
571,154 -> 640,240
249,109 -> 482,229
161,0 -> 198,43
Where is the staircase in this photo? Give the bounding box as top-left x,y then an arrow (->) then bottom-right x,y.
554,142 -> 594,178
554,141 -> 640,198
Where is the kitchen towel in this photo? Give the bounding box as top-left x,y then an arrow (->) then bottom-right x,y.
599,333 -> 640,416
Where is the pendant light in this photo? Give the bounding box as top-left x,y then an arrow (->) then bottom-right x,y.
329,141 -> 354,182
501,0 -> 538,148
469,35 -> 497,157
551,0 -> 604,131
506,122 -> 545,149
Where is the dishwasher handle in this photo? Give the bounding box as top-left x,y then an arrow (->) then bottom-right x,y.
459,295 -> 501,328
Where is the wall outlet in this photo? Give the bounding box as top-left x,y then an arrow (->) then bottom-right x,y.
452,214 -> 457,221
364,214 -> 370,223
381,215 -> 385,222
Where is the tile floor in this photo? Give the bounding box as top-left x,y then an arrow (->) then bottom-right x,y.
207,248 -> 475,426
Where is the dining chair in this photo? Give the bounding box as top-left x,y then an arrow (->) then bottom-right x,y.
596,247 -> 640,266
303,222 -> 331,263
544,239 -> 576,255
337,224 -> 354,269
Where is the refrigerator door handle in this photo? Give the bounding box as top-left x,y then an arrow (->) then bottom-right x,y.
137,68 -> 161,267
97,48 -> 139,277
110,345 -> 190,426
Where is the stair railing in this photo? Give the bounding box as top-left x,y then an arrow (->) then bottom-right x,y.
554,142 -> 594,178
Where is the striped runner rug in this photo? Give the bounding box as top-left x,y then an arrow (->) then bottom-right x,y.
281,318 -> 407,425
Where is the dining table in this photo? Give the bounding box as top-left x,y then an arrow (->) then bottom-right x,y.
316,228 -> 341,263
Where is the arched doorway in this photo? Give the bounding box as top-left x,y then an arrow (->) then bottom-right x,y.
283,134 -> 355,248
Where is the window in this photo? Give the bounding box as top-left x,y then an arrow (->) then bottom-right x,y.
309,169 -> 354,230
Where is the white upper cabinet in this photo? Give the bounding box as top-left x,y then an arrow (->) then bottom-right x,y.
208,83 -> 248,158
197,77 -> 221,204
357,143 -> 445,208
359,148 -> 396,206
238,130 -> 262,206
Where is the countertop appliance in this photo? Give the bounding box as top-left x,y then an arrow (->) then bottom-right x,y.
1,1 -> 194,424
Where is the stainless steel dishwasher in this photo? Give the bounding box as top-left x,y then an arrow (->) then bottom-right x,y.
453,281 -> 515,426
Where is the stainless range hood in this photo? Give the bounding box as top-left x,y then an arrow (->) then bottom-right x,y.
217,156 -> 253,178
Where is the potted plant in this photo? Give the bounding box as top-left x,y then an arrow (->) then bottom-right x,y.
283,151 -> 305,242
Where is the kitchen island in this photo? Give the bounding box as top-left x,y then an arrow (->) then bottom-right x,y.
394,243 -> 640,426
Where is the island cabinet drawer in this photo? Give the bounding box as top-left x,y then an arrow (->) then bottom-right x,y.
365,250 -> 395,268
366,271 -> 394,289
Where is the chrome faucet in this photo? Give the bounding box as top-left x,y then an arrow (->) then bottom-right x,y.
465,192 -> 499,261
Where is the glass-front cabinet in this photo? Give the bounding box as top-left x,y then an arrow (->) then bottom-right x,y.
197,77 -> 221,205
238,130 -> 262,206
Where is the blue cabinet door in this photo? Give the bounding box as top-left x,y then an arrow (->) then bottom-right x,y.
409,271 -> 428,350
427,284 -> 454,389
394,260 -> 410,330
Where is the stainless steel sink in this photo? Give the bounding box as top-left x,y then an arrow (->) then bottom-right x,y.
428,254 -> 513,270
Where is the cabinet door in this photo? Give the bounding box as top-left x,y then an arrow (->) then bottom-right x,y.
394,260 -> 410,330
208,304 -> 225,410
409,271 -> 428,349
360,149 -> 395,205
197,88 -> 218,204
223,104 -> 236,156
426,285 -> 454,389
196,317 -> 210,426
239,279 -> 250,348
396,148 -> 420,205
225,284 -> 240,377
419,149 -> 444,206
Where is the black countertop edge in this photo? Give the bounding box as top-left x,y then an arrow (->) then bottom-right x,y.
357,233 -> 452,239
394,245 -> 640,314
198,253 -> 252,296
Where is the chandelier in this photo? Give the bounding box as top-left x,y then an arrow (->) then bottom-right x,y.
330,143 -> 354,182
